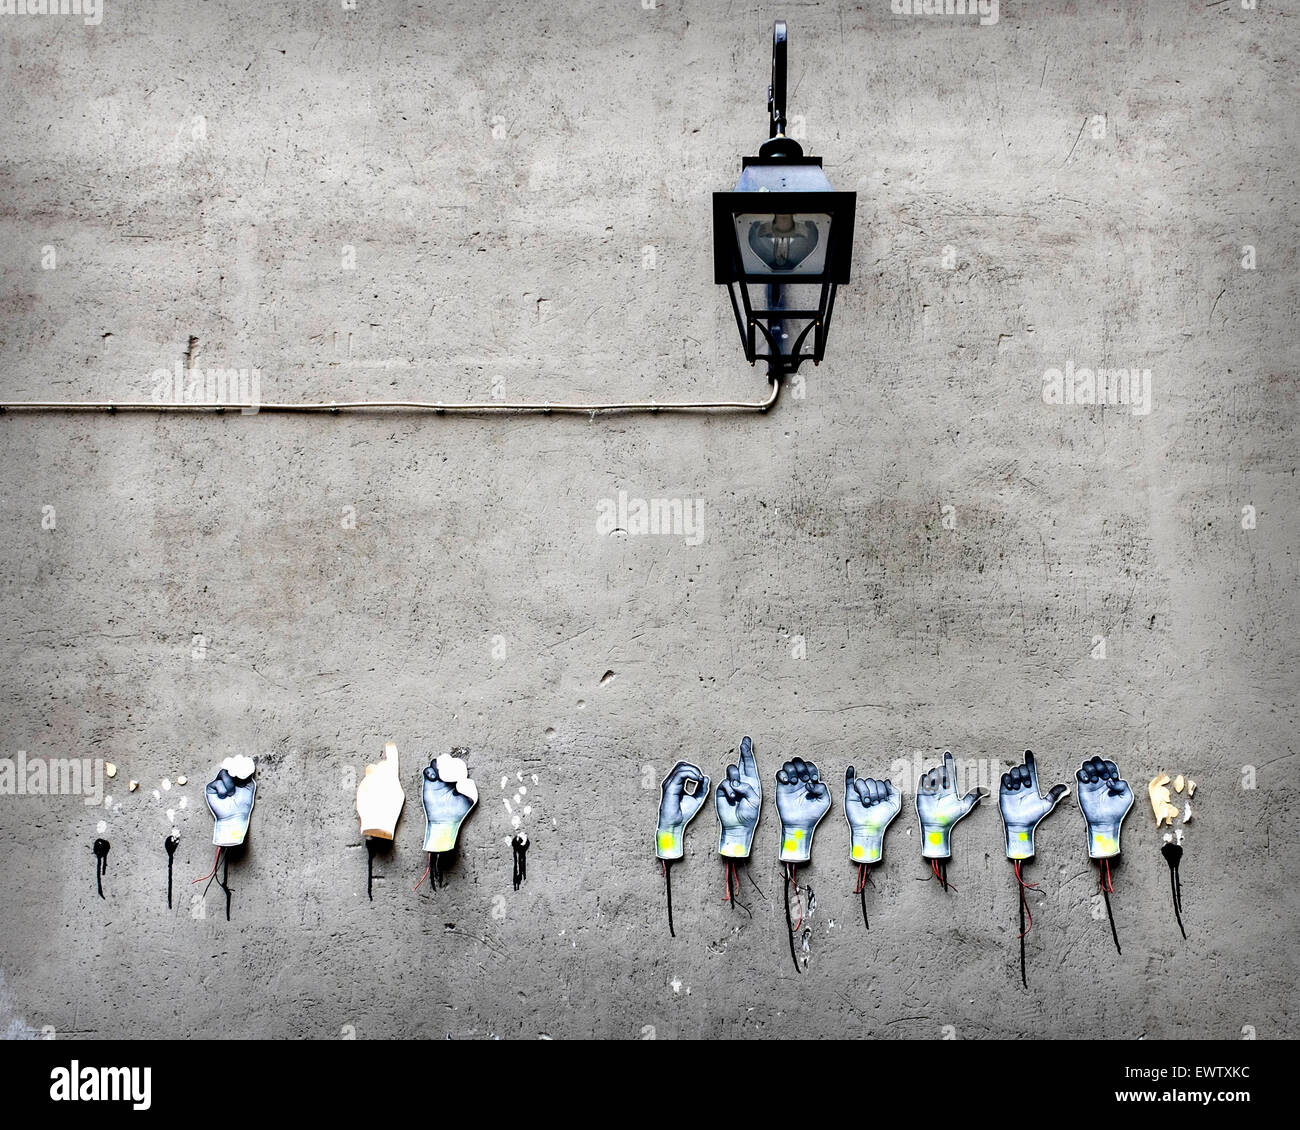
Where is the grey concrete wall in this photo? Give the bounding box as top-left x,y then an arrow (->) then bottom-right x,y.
0,0 -> 1296,1040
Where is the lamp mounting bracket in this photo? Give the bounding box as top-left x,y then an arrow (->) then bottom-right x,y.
760,20 -> 804,160
767,19 -> 787,138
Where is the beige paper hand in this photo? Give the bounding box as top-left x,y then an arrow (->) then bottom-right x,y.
357,741 -> 405,840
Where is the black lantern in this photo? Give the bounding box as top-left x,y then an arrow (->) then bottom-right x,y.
713,21 -> 856,377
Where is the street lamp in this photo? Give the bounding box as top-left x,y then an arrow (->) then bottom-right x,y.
713,20 -> 856,379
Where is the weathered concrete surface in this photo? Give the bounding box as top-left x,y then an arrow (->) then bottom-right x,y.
0,0 -> 1296,1039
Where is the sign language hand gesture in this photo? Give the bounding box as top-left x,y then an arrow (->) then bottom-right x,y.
916,752 -> 986,859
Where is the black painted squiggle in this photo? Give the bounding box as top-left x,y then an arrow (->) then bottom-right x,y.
512,832 -> 528,890
92,839 -> 110,899
1161,841 -> 1187,940
165,835 -> 179,908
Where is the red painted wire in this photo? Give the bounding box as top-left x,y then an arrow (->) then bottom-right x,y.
191,847 -> 221,885
1100,858 -> 1115,893
1015,860 -> 1034,937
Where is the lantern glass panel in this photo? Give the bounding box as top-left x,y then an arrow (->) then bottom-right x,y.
732,211 -> 832,277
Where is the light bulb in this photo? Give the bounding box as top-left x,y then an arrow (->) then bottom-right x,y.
746,213 -> 819,272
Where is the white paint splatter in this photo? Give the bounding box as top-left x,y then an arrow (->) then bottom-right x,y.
670,977 -> 682,993
0,969 -> 38,1040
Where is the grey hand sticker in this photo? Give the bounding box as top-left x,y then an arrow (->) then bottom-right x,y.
916,752 -> 986,859
844,767 -> 901,864
999,751 -> 1068,860
206,755 -> 256,847
421,751 -> 477,853
716,737 -> 761,859
657,761 -> 709,860
1076,756 -> 1133,859
776,758 -> 830,862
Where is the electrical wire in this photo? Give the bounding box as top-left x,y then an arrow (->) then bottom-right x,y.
1099,858 -> 1121,955
782,863 -> 800,974
0,378 -> 781,416
928,858 -> 957,892
216,852 -> 233,921
854,863 -> 873,930
663,859 -> 675,938
1013,859 -> 1039,988
192,846 -> 222,888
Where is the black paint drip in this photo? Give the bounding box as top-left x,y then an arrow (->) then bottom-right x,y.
782,865 -> 800,974
512,833 -> 528,891
727,861 -> 752,918
664,860 -> 675,937
1099,859 -> 1122,955
1161,841 -> 1187,940
202,848 -> 233,920
366,837 -> 379,901
164,835 -> 179,908
858,866 -> 874,931
92,839 -> 110,899
215,851 -> 233,921
1018,878 -> 1028,989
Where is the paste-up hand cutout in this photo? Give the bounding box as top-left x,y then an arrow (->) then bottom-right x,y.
716,737 -> 761,859
844,767 -> 901,864
916,752 -> 986,859
776,758 -> 830,862
422,751 -> 477,853
657,761 -> 709,860
206,756 -> 256,847
1076,757 -> 1133,859
999,751 -> 1068,860
357,741 -> 405,840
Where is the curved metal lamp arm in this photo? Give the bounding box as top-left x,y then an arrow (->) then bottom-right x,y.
768,20 -> 787,138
